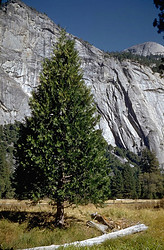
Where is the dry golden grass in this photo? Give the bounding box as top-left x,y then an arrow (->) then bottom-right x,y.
0,199 -> 164,249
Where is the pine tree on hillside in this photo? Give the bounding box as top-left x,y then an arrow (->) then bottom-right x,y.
139,149 -> 164,198
122,164 -> 136,199
0,125 -> 15,198
14,31 -> 110,227
140,149 -> 159,173
110,169 -> 123,199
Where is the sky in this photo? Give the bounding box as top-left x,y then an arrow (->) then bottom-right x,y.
2,0 -> 164,51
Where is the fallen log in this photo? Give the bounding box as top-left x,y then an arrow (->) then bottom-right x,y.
90,212 -> 133,230
91,212 -> 114,229
86,220 -> 109,234
23,224 -> 148,250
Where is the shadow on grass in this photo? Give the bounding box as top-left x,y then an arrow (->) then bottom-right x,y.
0,210 -> 83,230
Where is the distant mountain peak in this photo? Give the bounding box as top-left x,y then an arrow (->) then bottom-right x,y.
123,42 -> 164,56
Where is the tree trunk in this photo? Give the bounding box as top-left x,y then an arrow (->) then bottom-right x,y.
55,200 -> 64,228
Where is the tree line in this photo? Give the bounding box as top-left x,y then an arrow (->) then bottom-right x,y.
107,146 -> 164,199
104,51 -> 163,74
0,122 -> 19,198
1,122 -> 163,201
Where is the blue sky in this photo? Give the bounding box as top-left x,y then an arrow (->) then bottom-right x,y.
2,0 -> 164,51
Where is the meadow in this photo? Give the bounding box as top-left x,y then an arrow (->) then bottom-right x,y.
0,199 -> 164,249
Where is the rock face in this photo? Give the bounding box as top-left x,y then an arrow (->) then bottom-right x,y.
1,0 -> 164,167
124,42 -> 164,56
0,0 -> 61,123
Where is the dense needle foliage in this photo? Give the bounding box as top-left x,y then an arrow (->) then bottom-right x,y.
107,147 -> 164,199
0,123 -> 19,198
153,0 -> 164,34
14,31 -> 110,225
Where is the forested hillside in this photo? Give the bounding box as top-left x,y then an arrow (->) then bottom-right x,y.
0,123 -> 163,199
0,123 -> 19,198
105,52 -> 164,74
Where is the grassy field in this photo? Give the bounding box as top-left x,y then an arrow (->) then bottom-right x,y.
0,199 -> 164,249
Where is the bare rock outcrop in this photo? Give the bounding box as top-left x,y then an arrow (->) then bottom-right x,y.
124,41 -> 164,56
0,0 -> 164,167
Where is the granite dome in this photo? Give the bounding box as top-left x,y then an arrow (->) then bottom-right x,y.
124,42 -> 164,56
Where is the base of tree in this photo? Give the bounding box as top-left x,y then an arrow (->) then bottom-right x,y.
55,201 -> 65,228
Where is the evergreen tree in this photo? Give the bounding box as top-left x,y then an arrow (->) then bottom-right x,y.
133,166 -> 141,199
122,164 -> 136,198
14,31 -> 110,227
153,0 -> 164,34
0,125 -> 15,198
140,149 -> 164,198
0,145 -> 7,198
153,0 -> 164,74
110,169 -> 123,199
140,172 -> 164,199
140,149 -> 159,173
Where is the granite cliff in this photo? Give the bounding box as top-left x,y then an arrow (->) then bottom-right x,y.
0,0 -> 164,167
124,41 -> 164,56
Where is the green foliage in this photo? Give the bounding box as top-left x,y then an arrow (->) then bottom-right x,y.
105,51 -> 163,74
106,147 -> 140,199
110,168 -> 123,199
0,123 -> 19,198
121,164 -> 136,198
14,31 -> 110,206
140,172 -> 164,199
153,0 -> 164,34
126,150 -> 140,165
0,146 -> 10,198
107,146 -> 163,199
139,149 -> 164,199
114,147 -> 125,158
153,0 -> 164,75
140,148 -> 159,173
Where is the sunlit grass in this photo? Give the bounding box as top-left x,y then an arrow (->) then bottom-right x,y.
0,200 -> 164,249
